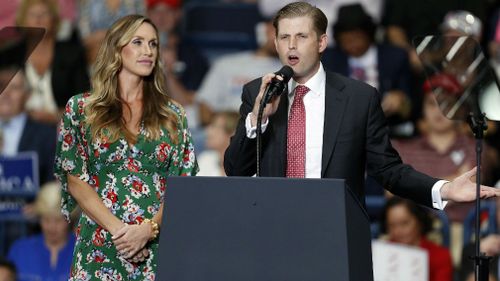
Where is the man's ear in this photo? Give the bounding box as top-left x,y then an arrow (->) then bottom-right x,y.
318,33 -> 328,53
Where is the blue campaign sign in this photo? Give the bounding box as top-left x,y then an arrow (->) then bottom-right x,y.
0,152 -> 39,197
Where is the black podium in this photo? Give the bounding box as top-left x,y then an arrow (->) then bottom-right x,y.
157,177 -> 373,281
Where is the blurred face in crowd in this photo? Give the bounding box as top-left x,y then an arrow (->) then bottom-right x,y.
147,3 -> 180,34
422,94 -> 456,134
24,1 -> 55,35
337,30 -> 372,58
261,22 -> 278,57
120,22 -> 159,78
275,16 -> 327,84
205,115 -> 231,151
40,213 -> 69,246
386,204 -> 422,246
0,71 -> 29,120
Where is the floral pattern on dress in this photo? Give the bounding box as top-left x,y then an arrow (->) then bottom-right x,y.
54,93 -> 198,280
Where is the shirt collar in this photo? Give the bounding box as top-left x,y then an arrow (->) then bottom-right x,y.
288,62 -> 326,98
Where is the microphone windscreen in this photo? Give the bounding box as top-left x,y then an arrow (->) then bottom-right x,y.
275,66 -> 294,83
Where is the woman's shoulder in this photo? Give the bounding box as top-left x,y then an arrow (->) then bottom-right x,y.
166,99 -> 186,118
64,92 -> 91,120
67,92 -> 90,106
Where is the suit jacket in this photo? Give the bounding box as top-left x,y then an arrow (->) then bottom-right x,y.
224,70 -> 438,207
18,118 -> 57,185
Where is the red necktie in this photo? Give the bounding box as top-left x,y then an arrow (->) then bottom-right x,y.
286,85 -> 309,178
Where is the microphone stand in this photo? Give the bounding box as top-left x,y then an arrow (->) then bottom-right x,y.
467,111 -> 491,281
256,85 -> 287,177
255,93 -> 267,177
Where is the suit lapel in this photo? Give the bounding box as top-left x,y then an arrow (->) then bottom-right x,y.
321,73 -> 348,177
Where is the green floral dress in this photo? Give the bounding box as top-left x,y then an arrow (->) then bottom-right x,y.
54,93 -> 198,280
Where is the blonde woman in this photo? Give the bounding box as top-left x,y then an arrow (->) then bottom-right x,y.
16,0 -> 90,124
54,15 -> 198,280
8,182 -> 75,281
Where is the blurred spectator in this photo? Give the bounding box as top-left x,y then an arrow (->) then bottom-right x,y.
0,68 -> 56,185
392,75 -> 498,223
0,258 -> 16,281
392,74 -> 498,266
196,19 -> 281,119
7,181 -> 76,281
147,0 -> 210,129
197,111 -> 239,176
439,10 -> 500,187
78,0 -> 146,65
323,3 -> 413,138
16,0 -> 90,124
459,197 -> 500,281
381,196 -> 453,281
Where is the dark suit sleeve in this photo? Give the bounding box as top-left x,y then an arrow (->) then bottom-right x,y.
365,89 -> 438,207
224,80 -> 261,176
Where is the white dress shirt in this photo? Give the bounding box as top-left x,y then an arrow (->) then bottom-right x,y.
0,113 -> 27,156
25,62 -> 58,114
245,63 -> 447,209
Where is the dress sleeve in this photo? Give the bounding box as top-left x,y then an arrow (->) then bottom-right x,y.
54,95 -> 90,221
167,109 -> 199,176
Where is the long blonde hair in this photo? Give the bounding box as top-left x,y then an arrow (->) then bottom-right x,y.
85,15 -> 179,144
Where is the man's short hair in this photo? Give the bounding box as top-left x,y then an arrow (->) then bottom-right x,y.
272,2 -> 328,37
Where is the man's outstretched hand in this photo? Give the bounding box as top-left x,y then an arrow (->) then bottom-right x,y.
440,167 -> 500,202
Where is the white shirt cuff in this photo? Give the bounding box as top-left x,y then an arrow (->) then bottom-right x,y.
432,180 -> 449,210
245,112 -> 269,139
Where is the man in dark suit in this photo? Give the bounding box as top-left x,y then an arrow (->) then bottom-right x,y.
224,2 -> 499,209
322,4 -> 413,138
0,67 -> 56,185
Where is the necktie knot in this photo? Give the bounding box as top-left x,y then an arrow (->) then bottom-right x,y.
294,85 -> 310,100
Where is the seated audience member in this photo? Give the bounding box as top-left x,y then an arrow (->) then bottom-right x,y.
392,74 -> 498,223
0,258 -> 16,281
381,196 -> 453,281
196,19 -> 282,122
16,0 -> 90,124
8,181 -> 76,281
197,111 -> 239,176
147,0 -> 210,129
0,67 -> 56,185
459,197 -> 500,281
323,4 -> 413,138
78,0 -> 146,65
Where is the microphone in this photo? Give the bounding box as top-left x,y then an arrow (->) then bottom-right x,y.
262,66 -> 294,104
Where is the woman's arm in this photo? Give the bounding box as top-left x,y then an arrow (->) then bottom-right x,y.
67,175 -> 124,235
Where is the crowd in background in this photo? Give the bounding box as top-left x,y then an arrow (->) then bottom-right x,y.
1,0 -> 500,280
